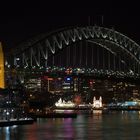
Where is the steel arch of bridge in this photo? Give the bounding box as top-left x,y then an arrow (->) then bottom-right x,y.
6,26 -> 140,74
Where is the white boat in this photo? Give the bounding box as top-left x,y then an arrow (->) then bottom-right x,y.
55,98 -> 76,108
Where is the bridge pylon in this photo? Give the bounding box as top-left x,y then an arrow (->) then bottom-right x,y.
0,42 -> 5,88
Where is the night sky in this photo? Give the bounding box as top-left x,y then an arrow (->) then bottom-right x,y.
0,2 -> 140,52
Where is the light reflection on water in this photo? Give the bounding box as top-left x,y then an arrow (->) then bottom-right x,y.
1,111 -> 140,140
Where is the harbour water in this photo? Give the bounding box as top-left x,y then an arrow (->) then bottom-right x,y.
1,111 -> 140,140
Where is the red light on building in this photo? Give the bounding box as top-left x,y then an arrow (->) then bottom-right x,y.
89,79 -> 95,85
90,81 -> 93,85
74,95 -> 82,105
43,76 -> 48,80
48,78 -> 53,81
43,76 -> 53,81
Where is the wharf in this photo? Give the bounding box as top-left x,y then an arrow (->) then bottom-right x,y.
0,118 -> 34,127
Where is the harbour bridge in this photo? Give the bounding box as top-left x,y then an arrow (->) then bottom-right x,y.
1,25 -> 140,120
1,25 -> 140,90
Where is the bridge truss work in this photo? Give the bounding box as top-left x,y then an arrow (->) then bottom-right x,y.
4,26 -> 140,80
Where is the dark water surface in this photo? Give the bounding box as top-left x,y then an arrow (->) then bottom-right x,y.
1,111 -> 140,140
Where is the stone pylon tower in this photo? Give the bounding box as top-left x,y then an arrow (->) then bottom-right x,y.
0,42 -> 5,88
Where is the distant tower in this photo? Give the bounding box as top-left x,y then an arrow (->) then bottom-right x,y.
0,42 -> 5,88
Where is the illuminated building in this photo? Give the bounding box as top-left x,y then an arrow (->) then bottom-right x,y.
93,96 -> 103,108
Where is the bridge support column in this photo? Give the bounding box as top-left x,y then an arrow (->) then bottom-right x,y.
0,42 -> 5,88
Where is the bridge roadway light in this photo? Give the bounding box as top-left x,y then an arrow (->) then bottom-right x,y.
7,65 -> 10,68
14,57 -> 20,66
16,58 -> 20,61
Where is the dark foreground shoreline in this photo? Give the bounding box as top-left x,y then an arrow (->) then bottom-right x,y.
0,119 -> 34,127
